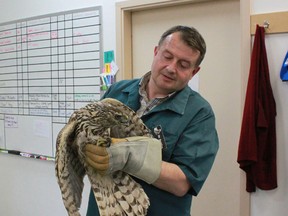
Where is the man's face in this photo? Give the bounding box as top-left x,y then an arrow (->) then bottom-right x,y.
150,32 -> 200,94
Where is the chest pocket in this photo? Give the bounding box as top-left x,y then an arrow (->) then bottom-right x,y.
143,113 -> 186,161
161,128 -> 179,161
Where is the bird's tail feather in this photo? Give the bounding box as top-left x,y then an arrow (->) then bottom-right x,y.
87,169 -> 149,216
112,171 -> 149,216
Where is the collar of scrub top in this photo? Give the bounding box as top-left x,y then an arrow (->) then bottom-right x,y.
280,51 -> 288,81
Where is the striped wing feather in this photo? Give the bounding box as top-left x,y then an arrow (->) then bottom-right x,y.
55,98 -> 151,216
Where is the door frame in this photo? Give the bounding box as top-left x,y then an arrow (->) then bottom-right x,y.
115,1 -> 251,215
116,0 -> 217,80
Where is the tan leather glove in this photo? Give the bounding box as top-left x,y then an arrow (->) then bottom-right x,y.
84,136 -> 162,184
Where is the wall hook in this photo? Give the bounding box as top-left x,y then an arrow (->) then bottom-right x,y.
263,20 -> 270,29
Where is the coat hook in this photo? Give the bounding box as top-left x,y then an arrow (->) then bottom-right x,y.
263,20 -> 270,29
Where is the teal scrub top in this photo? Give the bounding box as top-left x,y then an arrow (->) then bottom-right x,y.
87,78 -> 219,216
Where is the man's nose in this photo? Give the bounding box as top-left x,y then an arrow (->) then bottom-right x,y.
166,60 -> 177,73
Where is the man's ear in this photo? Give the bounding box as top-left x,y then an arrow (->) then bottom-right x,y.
192,67 -> 200,76
154,46 -> 159,56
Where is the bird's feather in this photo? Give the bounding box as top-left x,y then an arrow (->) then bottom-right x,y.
55,98 -> 151,216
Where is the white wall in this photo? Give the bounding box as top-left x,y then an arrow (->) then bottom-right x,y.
0,0 -> 122,215
1,0 -> 287,215
250,1 -> 288,216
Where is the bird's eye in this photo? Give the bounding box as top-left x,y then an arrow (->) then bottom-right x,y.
115,114 -> 128,123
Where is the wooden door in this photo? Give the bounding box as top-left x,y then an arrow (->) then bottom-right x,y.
116,0 -> 250,215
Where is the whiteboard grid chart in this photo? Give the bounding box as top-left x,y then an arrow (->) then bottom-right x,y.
0,7 -> 102,158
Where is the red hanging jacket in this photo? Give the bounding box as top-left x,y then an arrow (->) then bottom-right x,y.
237,25 -> 277,192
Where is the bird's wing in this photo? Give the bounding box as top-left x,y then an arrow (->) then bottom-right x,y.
85,167 -> 127,216
112,171 -> 150,216
86,168 -> 149,216
55,118 -> 86,216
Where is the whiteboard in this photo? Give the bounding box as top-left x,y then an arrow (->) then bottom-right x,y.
0,7 -> 102,159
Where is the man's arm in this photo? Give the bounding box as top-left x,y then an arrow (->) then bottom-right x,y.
153,161 -> 190,197
85,140 -> 191,197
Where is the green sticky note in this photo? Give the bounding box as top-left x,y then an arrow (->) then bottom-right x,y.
104,50 -> 114,63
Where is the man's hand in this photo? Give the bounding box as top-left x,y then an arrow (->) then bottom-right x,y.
84,145 -> 109,175
84,136 -> 162,184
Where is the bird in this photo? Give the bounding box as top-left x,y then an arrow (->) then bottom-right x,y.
55,98 -> 151,216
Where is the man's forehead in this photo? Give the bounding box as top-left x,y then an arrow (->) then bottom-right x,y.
160,35 -> 200,59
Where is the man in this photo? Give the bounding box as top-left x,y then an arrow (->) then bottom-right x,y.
85,25 -> 219,215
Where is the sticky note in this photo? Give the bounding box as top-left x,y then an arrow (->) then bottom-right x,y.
105,63 -> 111,73
104,50 -> 114,64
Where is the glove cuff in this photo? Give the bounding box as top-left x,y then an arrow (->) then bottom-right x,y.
107,137 -> 162,184
131,138 -> 162,184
